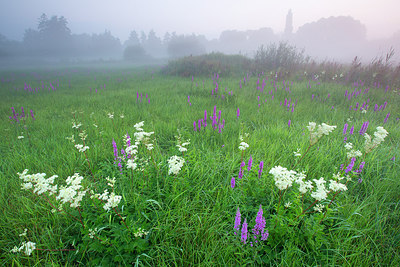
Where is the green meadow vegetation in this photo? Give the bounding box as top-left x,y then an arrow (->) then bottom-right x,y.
0,61 -> 399,265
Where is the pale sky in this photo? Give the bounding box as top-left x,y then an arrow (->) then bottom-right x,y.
1,0 -> 399,42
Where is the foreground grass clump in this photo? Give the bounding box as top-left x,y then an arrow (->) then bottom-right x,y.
0,67 -> 399,265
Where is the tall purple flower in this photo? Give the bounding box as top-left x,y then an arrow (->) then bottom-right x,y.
258,161 -> 264,179
345,157 -> 356,173
241,219 -> 248,244
356,161 -> 365,173
234,207 -> 241,235
349,126 -> 354,135
247,156 -> 253,171
343,123 -> 348,135
193,121 -> 197,131
30,109 -> 35,121
288,119 -> 291,127
231,177 -> 235,189
112,139 -> 118,164
384,112 -> 390,124
237,108 -> 240,119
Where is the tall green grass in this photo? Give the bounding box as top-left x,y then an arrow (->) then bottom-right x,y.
0,67 -> 399,265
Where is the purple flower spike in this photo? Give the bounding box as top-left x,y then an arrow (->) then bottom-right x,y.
345,157 -> 356,173
193,121 -> 197,131
237,108 -> 240,119
234,207 -> 241,234
258,161 -> 264,179
247,156 -> 253,171
241,219 -> 248,244
231,177 -> 235,189
30,110 -> 35,120
288,119 -> 291,127
349,126 -> 354,135
343,123 -> 348,135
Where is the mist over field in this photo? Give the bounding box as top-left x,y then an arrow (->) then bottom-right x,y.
0,0 -> 399,66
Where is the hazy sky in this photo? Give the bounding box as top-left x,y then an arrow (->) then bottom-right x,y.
1,0 -> 399,42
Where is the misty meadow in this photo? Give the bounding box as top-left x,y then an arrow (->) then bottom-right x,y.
1,2 -> 400,266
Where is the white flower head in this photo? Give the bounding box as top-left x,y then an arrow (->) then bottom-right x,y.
168,155 -> 185,175
238,142 -> 249,151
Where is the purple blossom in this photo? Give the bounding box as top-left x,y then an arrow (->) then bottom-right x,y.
30,110 -> 35,121
356,161 -> 365,173
288,119 -> 291,127
234,207 -> 241,234
345,157 -> 356,173
112,139 -> 118,163
349,126 -> 354,135
231,177 -> 235,188
241,219 -> 248,244
247,156 -> 253,171
343,123 -> 348,135
258,161 -> 264,179
237,108 -> 240,119
384,112 -> 390,124
193,121 -> 197,131
252,205 -> 266,236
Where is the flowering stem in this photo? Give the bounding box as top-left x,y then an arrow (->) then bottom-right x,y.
292,144 -> 311,169
112,207 -> 129,230
295,199 -> 319,221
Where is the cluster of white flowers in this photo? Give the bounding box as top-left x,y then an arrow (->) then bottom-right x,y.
19,228 -> 28,237
134,228 -> 150,238
307,122 -> 337,145
176,134 -> 190,152
72,121 -> 82,129
238,134 -> 250,151
120,114 -> 125,119
364,126 -> 389,154
313,204 -> 325,213
168,155 -> 185,175
11,241 -> 36,256
57,173 -> 87,208
124,121 -> 155,171
329,180 -> 348,192
293,148 -> 301,157
97,190 -> 122,211
79,130 -> 87,141
344,142 -> 362,159
75,144 -> 89,152
310,178 -> 328,201
295,171 -> 314,194
269,166 -> 298,190
66,135 -> 75,143
88,228 -> 98,239
18,169 -> 58,195
17,135 -> 24,139
107,112 -> 114,119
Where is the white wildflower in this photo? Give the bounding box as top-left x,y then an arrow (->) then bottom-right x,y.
72,122 -> 82,129
18,136 -> 24,139
126,159 -> 137,170
314,204 -> 325,213
120,114 -> 125,119
307,122 -> 336,145
107,113 -> 114,119
134,228 -> 150,238
106,176 -> 116,187
364,126 -> 388,153
146,143 -> 154,151
269,166 -> 297,190
78,131 -> 87,141
293,148 -> 301,157
284,202 -> 292,208
75,144 -> 89,152
329,180 -> 348,192
19,229 -> 28,237
66,135 -> 75,143
134,121 -> 145,131
88,228 -> 97,239
103,192 -> 122,211
238,142 -> 249,151
15,241 -> 36,256
168,155 -> 185,175
311,177 -> 328,201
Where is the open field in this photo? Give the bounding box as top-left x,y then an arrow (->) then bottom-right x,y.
1,66 -> 399,265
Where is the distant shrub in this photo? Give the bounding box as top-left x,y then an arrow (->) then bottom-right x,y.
253,42 -> 310,76
161,52 -> 251,76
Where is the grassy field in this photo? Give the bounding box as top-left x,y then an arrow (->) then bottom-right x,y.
0,66 -> 399,265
